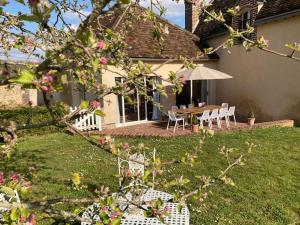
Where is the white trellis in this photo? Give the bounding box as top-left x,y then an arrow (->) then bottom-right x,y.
69,106 -> 102,131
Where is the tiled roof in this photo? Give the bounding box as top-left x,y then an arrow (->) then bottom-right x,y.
97,5 -> 211,60
195,0 -> 300,39
256,0 -> 300,19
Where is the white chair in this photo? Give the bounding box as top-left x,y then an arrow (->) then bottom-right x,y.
179,105 -> 189,125
188,104 -> 193,108
197,110 -> 210,127
209,109 -> 221,129
171,106 -> 178,111
219,107 -> 229,128
167,110 -> 185,133
118,150 -> 145,187
221,103 -> 229,109
227,106 -> 237,126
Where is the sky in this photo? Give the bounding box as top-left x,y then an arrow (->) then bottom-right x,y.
0,0 -> 186,61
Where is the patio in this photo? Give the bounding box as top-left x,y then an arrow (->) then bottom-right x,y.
94,120 -> 294,138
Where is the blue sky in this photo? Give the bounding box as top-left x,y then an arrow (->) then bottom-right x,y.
1,0 -> 185,61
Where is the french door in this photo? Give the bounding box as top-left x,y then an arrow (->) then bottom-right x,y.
116,77 -> 160,127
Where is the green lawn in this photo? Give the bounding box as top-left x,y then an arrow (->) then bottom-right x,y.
1,127 -> 300,225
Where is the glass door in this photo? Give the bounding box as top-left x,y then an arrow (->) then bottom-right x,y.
115,78 -> 148,126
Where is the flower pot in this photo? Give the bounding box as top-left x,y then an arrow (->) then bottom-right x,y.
248,118 -> 256,126
192,124 -> 199,133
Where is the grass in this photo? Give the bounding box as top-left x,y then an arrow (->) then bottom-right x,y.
1,127 -> 300,224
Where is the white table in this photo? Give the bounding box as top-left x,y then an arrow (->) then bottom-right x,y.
81,189 -> 189,225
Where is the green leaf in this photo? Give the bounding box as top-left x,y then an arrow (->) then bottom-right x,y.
92,58 -> 99,73
80,100 -> 89,109
95,110 -> 105,117
111,218 -> 121,225
142,170 -> 151,181
9,69 -> 35,84
120,0 -> 131,4
60,74 -> 68,84
20,208 -> 30,218
106,196 -> 113,205
45,4 -> 55,17
15,0 -> 25,5
18,14 -> 39,22
10,208 -> 20,221
77,28 -> 95,46
0,186 -> 16,197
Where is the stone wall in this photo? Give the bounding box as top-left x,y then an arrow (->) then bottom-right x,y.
0,62 -> 38,109
0,85 -> 37,109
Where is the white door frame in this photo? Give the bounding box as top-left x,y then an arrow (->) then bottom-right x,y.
116,78 -> 148,127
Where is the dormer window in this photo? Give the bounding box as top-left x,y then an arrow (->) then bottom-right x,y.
240,10 -> 252,30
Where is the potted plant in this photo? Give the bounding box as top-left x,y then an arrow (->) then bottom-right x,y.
191,116 -> 199,133
248,109 -> 256,126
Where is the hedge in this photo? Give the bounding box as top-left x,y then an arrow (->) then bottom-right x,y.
0,107 -> 60,135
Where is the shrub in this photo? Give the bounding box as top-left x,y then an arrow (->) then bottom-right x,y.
0,107 -> 59,135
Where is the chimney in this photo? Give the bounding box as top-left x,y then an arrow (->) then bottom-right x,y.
185,0 -> 201,32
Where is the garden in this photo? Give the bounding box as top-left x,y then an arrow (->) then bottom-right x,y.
1,123 -> 299,224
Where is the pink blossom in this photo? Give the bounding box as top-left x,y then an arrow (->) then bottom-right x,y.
123,142 -> 130,149
99,137 -> 106,145
11,172 -> 20,183
160,26 -> 169,34
28,213 -> 36,225
43,73 -> 53,83
126,170 -> 132,177
90,100 -> 101,109
97,41 -> 106,50
164,206 -> 170,212
19,216 -> 26,223
152,170 -> 157,177
41,86 -> 50,92
0,172 -> 6,185
100,57 -> 108,65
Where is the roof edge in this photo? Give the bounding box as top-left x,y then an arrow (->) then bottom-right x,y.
130,57 -> 218,62
256,8 -> 300,25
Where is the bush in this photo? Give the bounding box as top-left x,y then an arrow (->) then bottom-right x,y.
0,107 -> 60,135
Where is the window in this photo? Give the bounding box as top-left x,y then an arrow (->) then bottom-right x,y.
240,10 -> 252,30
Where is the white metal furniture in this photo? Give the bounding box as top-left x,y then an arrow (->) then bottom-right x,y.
221,103 -> 229,109
81,191 -> 189,225
197,110 -> 210,127
209,109 -> 221,129
167,111 -> 185,133
69,106 -> 102,131
226,106 -> 237,126
171,106 -> 178,111
179,105 -> 189,125
118,151 -> 145,187
0,190 -> 21,223
118,149 -> 157,188
121,202 -> 189,225
142,189 -> 173,202
219,107 -> 229,128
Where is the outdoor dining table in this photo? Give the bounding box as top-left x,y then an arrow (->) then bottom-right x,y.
174,105 -> 222,128
81,189 -> 190,225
